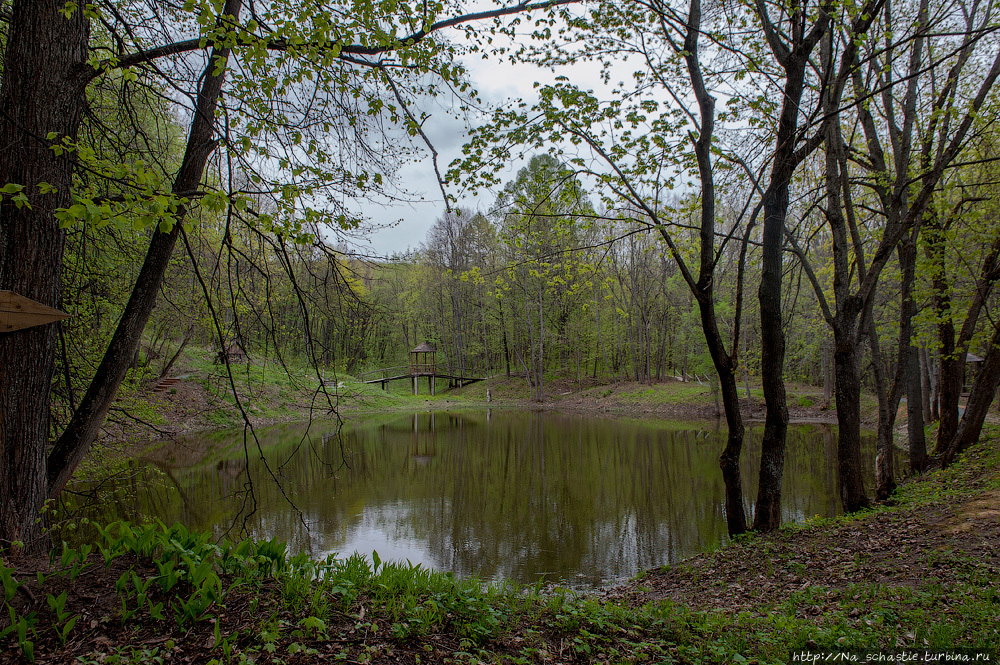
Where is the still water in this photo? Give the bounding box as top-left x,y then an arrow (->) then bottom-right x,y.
75,411 -> 877,589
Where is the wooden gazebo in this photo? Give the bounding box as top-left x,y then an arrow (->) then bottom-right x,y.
409,341 -> 437,376
964,352 -> 983,393
216,340 -> 248,364
409,342 -> 437,395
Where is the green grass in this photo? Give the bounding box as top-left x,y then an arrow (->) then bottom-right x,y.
143,344 -> 859,429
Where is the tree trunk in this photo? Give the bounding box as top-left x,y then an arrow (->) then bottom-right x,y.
896,235 -> 925,477
678,0 -> 747,536
869,232 -> 922,499
919,344 -> 933,423
750,5 -> 827,530
869,316 -> 900,501
907,341 -> 927,472
713,344 -> 748,536
943,322 -> 1000,466
932,231 -> 1000,454
0,0 -> 89,554
157,325 -> 195,381
500,299 -> 511,377
934,292 -> 961,454
821,55 -> 871,513
833,332 -> 870,511
754,174 -> 790,532
536,280 -> 544,401
822,340 -> 833,406
47,0 -> 243,498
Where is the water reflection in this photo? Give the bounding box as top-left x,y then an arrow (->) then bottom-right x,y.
72,411 -> 884,589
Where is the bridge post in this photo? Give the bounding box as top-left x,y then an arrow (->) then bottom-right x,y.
412,376 -> 418,395
429,375 -> 435,396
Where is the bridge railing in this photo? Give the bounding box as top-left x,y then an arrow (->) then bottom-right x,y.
355,364 -> 491,381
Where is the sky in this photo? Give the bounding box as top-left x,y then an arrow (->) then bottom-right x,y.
351,25 -> 610,258
354,60 -> 542,257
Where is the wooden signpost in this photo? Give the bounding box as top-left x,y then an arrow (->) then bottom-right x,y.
0,290 -> 70,332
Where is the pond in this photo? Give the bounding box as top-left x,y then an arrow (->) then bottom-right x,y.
73,410 -> 883,590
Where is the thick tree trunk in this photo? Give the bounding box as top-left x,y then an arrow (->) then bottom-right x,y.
750,1 -> 828,529
753,61 -> 810,528
0,1 -> 89,554
833,333 -> 870,510
754,177 -> 790,532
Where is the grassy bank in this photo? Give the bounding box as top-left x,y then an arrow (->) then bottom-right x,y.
3,436 -> 997,664
117,344 -> 857,442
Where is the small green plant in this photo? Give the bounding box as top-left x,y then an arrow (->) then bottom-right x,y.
46,590 -> 79,645
67,543 -> 93,578
100,645 -> 169,665
300,615 -> 328,638
1,605 -> 37,662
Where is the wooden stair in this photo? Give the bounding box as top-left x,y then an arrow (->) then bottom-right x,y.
151,376 -> 181,393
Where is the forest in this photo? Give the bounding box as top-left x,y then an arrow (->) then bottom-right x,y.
2,0 -> 1000,552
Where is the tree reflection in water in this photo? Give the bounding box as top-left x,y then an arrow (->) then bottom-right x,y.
70,412 -> 888,589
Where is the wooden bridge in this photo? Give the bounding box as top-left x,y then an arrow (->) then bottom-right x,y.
355,365 -> 484,395
356,342 -> 484,395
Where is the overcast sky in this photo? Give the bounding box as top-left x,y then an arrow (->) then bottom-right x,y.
354,61 -> 539,257
351,30 -> 609,257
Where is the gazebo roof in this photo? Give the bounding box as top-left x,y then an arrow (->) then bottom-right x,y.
965,352 -> 984,363
410,341 -> 437,354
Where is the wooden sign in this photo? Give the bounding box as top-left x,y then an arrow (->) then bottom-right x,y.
0,290 -> 70,332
